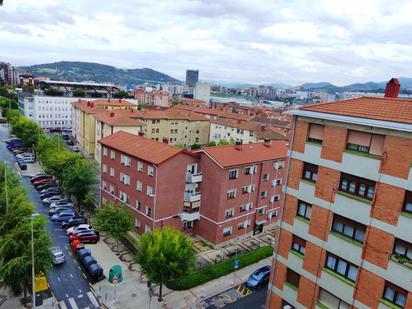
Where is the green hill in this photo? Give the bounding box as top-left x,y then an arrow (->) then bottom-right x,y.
20,61 -> 181,85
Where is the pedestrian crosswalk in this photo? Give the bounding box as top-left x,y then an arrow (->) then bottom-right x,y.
58,291 -> 99,309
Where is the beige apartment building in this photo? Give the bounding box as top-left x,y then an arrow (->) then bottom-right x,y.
71,99 -> 137,156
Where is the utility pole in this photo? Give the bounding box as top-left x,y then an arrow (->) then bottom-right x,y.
31,213 -> 39,308
4,164 -> 8,214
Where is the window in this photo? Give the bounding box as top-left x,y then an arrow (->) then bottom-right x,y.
147,185 -> 154,196
244,166 -> 257,175
402,191 -> 412,214
346,130 -> 384,156
121,154 -> 131,166
257,207 -> 265,215
274,161 -> 285,170
136,181 -> 143,192
225,208 -> 234,218
229,169 -> 238,180
273,179 -> 282,186
302,162 -> 318,182
325,253 -> 358,282
223,226 -> 232,237
103,147 -> 108,156
383,282 -> 407,308
135,200 -> 141,210
148,166 -> 154,176
291,235 -> 306,255
146,207 -> 152,217
102,180 -> 107,190
297,200 -> 312,220
307,123 -> 324,144
227,189 -> 236,199
110,167 -> 115,177
393,238 -> 412,261
119,191 -> 129,203
241,185 -> 253,194
286,268 -> 300,288
135,219 -> 141,229
318,288 -> 350,309
102,164 -> 107,173
332,214 -> 366,243
270,195 -> 280,203
109,185 -> 114,194
339,173 -> 375,200
262,174 -> 269,181
260,191 -> 267,198
137,161 -> 143,172
120,173 -> 130,185
110,150 -> 115,159
240,203 -> 252,212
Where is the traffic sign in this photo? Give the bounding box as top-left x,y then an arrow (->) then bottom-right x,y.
234,260 -> 239,269
112,275 -> 118,285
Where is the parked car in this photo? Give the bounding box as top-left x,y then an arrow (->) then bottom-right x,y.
43,196 -> 67,206
49,206 -> 74,216
3,137 -> 21,143
36,184 -> 58,192
70,146 -> 80,152
18,162 -> 27,170
81,255 -> 97,269
62,217 -> 88,229
40,187 -> 61,194
40,191 -> 61,199
16,153 -> 35,163
34,179 -> 56,187
70,230 -> 100,244
76,248 -> 91,260
28,173 -> 47,179
244,265 -> 271,290
87,263 -> 104,282
50,201 -> 73,209
31,175 -> 52,184
49,247 -> 65,265
66,224 -> 93,236
66,140 -> 74,146
61,132 -> 70,140
51,210 -> 76,222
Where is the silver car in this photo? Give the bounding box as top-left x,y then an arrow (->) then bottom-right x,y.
49,247 -> 65,265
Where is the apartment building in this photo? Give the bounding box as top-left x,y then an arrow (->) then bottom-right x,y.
134,88 -> 170,107
71,99 -> 136,156
267,81 -> 412,309
196,141 -> 287,245
210,118 -> 287,144
98,131 -> 287,245
94,109 -> 146,164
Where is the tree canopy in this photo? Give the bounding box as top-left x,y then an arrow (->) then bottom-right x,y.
135,227 -> 195,301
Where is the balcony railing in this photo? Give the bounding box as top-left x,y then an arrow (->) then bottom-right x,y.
186,172 -> 203,183
184,191 -> 201,202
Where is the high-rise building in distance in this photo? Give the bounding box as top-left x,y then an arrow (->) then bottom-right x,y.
185,69 -> 199,88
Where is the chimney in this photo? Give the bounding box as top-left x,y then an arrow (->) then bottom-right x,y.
138,131 -> 144,137
162,138 -> 169,144
235,140 -> 242,150
264,138 -> 271,147
384,78 -> 400,98
109,112 -> 115,117
260,126 -> 266,132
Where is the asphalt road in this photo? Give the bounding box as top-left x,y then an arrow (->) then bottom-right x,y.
223,285 -> 267,309
0,125 -> 100,309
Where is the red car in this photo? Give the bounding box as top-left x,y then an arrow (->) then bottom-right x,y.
31,175 -> 52,184
33,178 -> 55,186
69,231 -> 100,244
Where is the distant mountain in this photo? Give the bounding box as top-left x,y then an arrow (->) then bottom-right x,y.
264,82 -> 293,90
19,61 -> 181,85
297,82 -> 335,90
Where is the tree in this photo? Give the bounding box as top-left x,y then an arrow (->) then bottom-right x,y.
113,91 -> 128,99
62,159 -> 95,211
217,139 -> 230,146
73,88 -> 85,97
93,202 -> 133,250
190,143 -> 201,150
207,140 -> 217,147
135,227 -> 195,301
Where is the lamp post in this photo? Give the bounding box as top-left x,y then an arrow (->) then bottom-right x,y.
31,213 -> 39,308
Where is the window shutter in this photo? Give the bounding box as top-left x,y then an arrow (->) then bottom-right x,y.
347,131 -> 371,147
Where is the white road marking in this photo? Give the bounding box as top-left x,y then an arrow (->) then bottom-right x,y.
87,292 -> 99,307
57,276 -> 61,282
68,297 -> 79,309
78,289 -> 82,293
59,301 -> 68,309
65,293 -> 69,298
69,273 -> 74,278
78,294 -> 83,298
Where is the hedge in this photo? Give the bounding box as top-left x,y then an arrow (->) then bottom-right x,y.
166,245 -> 273,290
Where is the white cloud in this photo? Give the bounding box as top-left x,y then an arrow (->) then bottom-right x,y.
0,0 -> 411,85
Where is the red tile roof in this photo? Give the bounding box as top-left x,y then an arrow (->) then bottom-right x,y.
72,99 -> 136,114
94,109 -> 146,127
132,109 -> 208,121
202,141 -> 287,168
300,96 -> 412,124
98,131 -> 182,165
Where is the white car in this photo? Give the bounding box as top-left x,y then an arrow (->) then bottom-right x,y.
42,196 -> 66,206
16,153 -> 35,163
49,247 -> 65,265
66,224 -> 93,236
70,146 -> 80,152
50,201 -> 73,209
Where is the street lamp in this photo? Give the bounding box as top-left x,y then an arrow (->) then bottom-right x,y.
31,213 -> 39,308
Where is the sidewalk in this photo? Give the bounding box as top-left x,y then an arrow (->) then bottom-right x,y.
88,234 -> 271,309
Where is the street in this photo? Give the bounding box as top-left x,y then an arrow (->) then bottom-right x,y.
0,125 -> 100,309
223,285 -> 267,309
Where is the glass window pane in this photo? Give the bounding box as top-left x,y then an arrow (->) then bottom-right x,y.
395,293 -> 406,307
298,204 -> 306,216
405,202 -> 412,211
306,206 -> 312,219
349,182 -> 356,193
384,287 -> 395,301
394,243 -> 406,255
340,180 -> 348,190
347,265 -> 358,281
292,243 -> 300,251
354,229 -> 365,242
326,256 -> 336,269
358,184 -> 366,196
312,173 -> 318,181
367,187 -> 374,199
304,171 -> 311,179
333,221 -> 344,233
336,260 -> 348,276
300,246 -> 305,254
339,301 -> 350,309
406,250 -> 412,260
343,225 -> 354,238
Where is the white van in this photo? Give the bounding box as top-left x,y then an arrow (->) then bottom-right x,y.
16,153 -> 35,163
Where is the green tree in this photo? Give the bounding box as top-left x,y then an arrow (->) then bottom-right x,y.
190,143 -> 201,150
62,159 -> 95,211
217,139 -> 230,146
113,91 -> 128,99
73,88 -> 85,97
207,141 -> 217,147
135,227 -> 195,301
93,202 -> 133,250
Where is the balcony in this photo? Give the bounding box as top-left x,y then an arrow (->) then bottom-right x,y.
332,192 -> 371,225
396,212 -> 412,241
318,268 -> 354,305
298,179 -> 316,202
282,282 -> 298,305
181,210 -> 200,222
184,191 -> 201,202
384,256 -> 412,292
325,232 -> 363,265
341,150 -> 381,181
186,172 -> 203,183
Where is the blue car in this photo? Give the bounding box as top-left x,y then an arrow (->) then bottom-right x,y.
51,210 -> 76,223
244,265 -> 271,290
